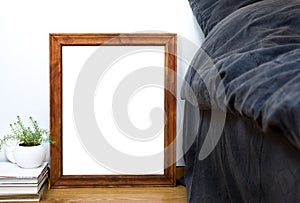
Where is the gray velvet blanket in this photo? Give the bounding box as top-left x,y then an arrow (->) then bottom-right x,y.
182,0 -> 300,151
182,0 -> 300,202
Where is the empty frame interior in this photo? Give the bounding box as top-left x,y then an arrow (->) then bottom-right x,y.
50,33 -> 176,188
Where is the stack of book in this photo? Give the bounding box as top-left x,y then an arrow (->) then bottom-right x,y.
0,162 -> 49,202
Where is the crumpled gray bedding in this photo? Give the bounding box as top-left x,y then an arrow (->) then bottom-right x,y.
183,105 -> 300,202
182,0 -> 300,202
181,0 -> 300,151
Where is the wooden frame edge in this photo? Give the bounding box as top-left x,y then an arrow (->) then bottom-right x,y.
50,33 -> 177,188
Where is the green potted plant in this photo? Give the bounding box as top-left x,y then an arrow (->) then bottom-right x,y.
0,116 -> 55,168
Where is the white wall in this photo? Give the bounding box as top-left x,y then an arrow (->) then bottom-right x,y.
0,0 -> 204,165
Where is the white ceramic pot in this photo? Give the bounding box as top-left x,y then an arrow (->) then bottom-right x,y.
4,140 -> 17,163
14,144 -> 46,168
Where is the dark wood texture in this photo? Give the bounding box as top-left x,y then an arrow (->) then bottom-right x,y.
41,186 -> 186,202
50,33 -> 177,188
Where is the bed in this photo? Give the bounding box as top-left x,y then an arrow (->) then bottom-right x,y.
181,0 -> 300,202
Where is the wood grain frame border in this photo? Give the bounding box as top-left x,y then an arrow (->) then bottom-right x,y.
50,33 -> 177,188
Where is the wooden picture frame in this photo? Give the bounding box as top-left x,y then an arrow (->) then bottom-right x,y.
50,33 -> 177,188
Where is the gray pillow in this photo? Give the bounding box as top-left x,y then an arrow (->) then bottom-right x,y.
188,0 -> 262,36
